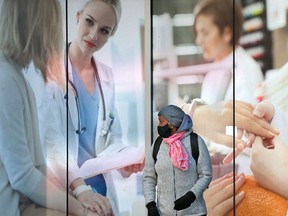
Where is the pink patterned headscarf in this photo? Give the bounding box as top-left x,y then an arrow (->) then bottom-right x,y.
163,131 -> 189,171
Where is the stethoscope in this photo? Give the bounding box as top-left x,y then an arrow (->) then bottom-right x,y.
67,59 -> 106,134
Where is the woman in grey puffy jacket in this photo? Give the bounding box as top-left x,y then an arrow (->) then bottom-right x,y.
143,105 -> 212,216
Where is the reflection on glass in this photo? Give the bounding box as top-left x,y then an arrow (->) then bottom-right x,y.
62,0 -> 147,215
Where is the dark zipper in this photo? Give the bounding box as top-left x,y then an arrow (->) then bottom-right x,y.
173,166 -> 177,216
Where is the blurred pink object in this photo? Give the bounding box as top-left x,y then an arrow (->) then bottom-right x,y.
210,152 -> 239,181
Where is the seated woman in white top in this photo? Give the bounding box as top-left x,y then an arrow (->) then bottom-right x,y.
194,0 -> 263,103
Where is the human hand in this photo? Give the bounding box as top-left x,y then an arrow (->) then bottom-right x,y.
81,206 -> 108,216
252,100 -> 275,122
119,161 -> 145,178
86,209 -> 100,216
77,190 -> 113,216
122,162 -> 144,173
223,101 -> 277,164
246,101 -> 275,148
146,201 -> 160,216
192,100 -> 278,149
174,191 -> 196,210
250,136 -> 288,199
204,172 -> 246,216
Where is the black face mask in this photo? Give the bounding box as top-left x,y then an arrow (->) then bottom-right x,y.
157,124 -> 172,138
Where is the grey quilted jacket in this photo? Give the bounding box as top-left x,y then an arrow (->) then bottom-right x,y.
143,130 -> 212,216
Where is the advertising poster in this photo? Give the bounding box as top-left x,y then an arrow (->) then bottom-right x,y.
152,0 -> 288,216
0,0 -> 287,215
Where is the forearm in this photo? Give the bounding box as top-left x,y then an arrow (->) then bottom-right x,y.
68,195 -> 85,216
47,156 -> 82,189
32,176 -> 92,216
183,100 -> 278,147
191,139 -> 212,197
143,149 -> 157,203
70,177 -> 86,191
21,173 -> 73,214
192,104 -> 207,136
181,99 -> 206,135
143,178 -> 157,204
191,171 -> 212,198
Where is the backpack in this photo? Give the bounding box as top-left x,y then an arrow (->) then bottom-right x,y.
152,132 -> 199,165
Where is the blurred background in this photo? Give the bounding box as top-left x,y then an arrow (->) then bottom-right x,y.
152,0 -> 288,185
152,0 -> 288,109
2,0 -> 287,215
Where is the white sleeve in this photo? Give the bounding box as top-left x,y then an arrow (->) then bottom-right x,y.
271,105 -> 288,143
45,82 -> 81,188
0,74 -> 67,211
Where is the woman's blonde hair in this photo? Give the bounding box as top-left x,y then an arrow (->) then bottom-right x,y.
0,0 -> 64,83
78,0 -> 122,36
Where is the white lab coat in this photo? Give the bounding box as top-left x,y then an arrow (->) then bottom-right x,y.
271,105 -> 288,143
201,46 -> 264,104
45,56 -> 127,216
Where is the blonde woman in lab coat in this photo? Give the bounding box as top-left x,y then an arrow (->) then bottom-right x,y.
46,1 -> 143,215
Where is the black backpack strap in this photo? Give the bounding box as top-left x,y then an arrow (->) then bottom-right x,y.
152,136 -> 163,163
190,132 -> 199,165
153,133 -> 199,165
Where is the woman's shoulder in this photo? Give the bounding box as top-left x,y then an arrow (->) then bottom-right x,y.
46,80 -> 65,97
196,134 -> 206,146
94,58 -> 113,74
0,54 -> 17,74
236,47 -> 261,69
94,58 -> 114,84
0,56 -> 23,89
0,62 -> 27,110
